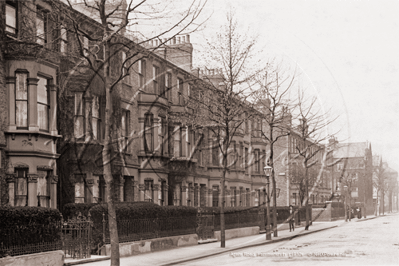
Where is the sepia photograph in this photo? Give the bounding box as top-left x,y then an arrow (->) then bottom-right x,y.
0,0 -> 397,265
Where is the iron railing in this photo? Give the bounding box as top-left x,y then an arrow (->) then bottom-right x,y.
0,223 -> 62,257
103,216 -> 197,244
61,213 -> 93,259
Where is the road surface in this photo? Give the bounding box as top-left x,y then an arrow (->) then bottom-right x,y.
169,214 -> 399,266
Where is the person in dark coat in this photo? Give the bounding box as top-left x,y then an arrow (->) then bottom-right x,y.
289,205 -> 295,232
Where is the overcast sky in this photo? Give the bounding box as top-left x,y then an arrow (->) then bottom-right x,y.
185,0 -> 398,171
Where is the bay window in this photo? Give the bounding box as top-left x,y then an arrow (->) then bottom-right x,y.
37,76 -> 49,131
6,1 -> 17,35
15,72 -> 28,128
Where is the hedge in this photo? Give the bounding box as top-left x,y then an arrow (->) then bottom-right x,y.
0,206 -> 62,247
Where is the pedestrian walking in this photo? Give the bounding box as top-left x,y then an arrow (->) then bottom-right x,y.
289,205 -> 295,232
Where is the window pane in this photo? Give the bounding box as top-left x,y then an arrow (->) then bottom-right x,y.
60,41 -> 67,53
36,16 -> 45,45
144,114 -> 153,152
61,27 -> 67,40
37,170 -> 48,196
92,118 -> 98,139
74,116 -> 84,138
60,26 -> 67,53
6,5 -> 16,32
38,103 -> 49,130
92,96 -> 99,118
37,77 -> 48,104
16,101 -> 27,127
121,112 -> 126,136
75,93 -> 83,115
16,73 -> 27,100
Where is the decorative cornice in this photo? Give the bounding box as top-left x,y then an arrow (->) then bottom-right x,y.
27,78 -> 39,86
27,174 -> 39,183
6,77 -> 16,84
50,174 -> 58,184
37,165 -> 53,170
6,174 -> 17,183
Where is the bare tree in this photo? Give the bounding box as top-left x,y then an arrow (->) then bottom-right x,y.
292,91 -> 338,230
252,63 -> 296,237
183,10 -> 261,248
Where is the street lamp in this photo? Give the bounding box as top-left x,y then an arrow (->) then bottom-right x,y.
264,165 -> 272,240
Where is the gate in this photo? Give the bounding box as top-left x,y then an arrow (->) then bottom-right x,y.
197,213 -> 214,241
61,213 -> 92,259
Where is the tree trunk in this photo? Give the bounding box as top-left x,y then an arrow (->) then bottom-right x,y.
305,166 -> 310,230
272,167 -> 278,236
220,154 -> 226,248
269,134 -> 278,237
102,31 -> 120,264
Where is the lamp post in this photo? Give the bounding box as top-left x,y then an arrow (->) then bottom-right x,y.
264,165 -> 272,240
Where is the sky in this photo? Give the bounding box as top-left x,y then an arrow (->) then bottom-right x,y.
183,0 -> 398,171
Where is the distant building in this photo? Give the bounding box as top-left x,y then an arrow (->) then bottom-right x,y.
332,142 -> 373,215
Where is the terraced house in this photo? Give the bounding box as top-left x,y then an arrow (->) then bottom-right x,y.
0,0 -> 61,208
1,0 -> 326,210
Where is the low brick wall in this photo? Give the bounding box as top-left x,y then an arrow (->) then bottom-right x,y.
0,250 -> 64,266
101,234 -> 198,257
312,206 -> 332,221
214,226 -> 259,241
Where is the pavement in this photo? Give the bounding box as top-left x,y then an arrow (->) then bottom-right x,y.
64,217 -> 364,266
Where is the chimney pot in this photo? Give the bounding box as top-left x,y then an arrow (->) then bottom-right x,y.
177,37 -> 181,44
173,37 -> 176,45
181,36 -> 185,43
186,34 -> 190,43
